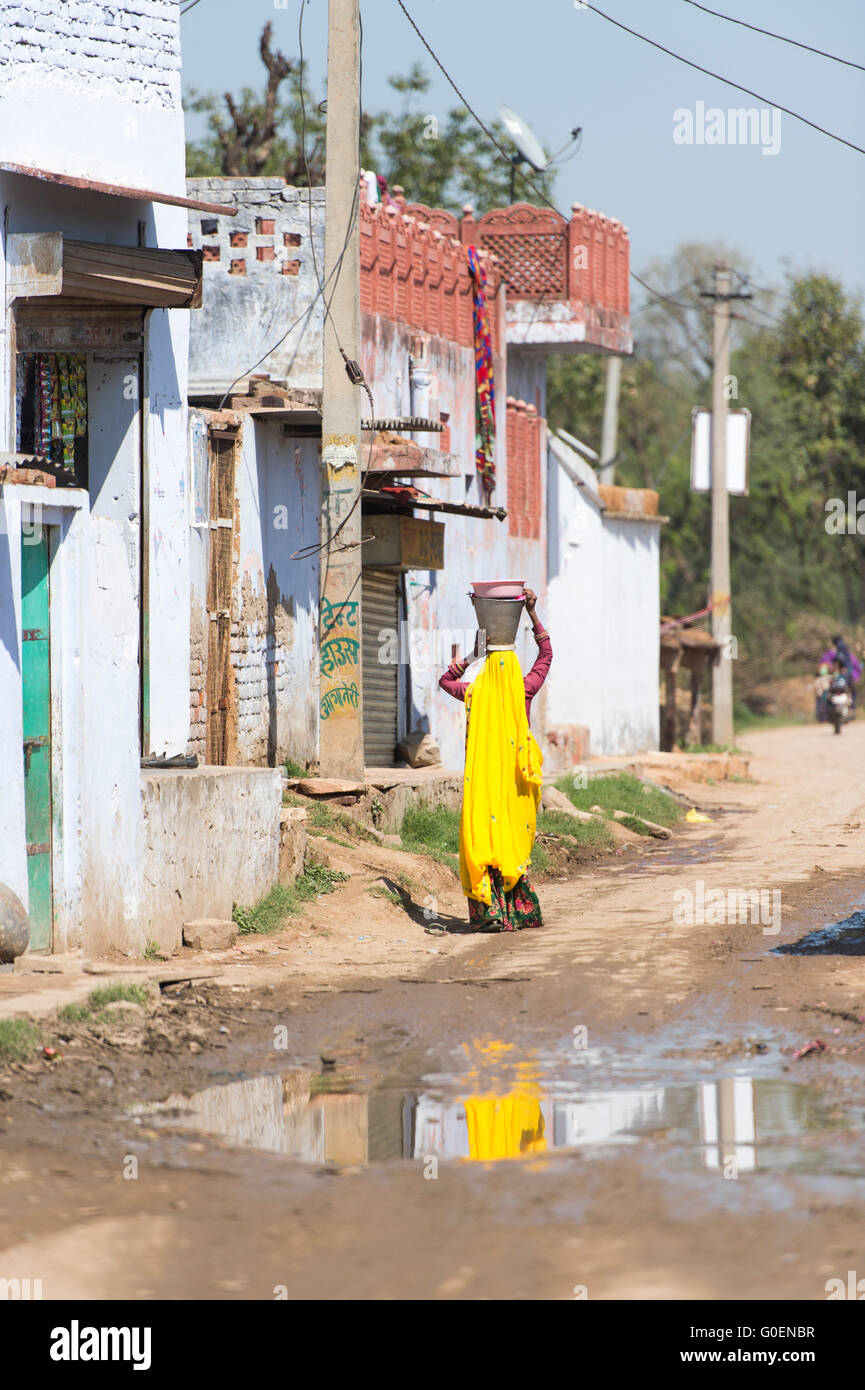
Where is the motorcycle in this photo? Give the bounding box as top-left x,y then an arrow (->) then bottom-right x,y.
827,674 -> 853,734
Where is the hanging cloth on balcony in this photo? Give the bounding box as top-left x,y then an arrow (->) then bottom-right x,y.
467,245 -> 496,497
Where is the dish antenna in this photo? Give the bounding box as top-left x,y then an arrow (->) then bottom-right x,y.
499,103 -> 548,200
498,104 -> 582,201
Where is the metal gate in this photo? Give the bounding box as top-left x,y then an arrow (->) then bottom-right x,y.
361,569 -> 399,767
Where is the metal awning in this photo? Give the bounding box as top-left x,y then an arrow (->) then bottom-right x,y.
0,161 -> 237,216
362,489 -> 506,522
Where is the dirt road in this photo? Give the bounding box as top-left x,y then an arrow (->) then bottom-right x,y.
2,722 -> 865,1300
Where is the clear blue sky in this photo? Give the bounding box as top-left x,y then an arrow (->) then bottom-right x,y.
181,0 -> 865,305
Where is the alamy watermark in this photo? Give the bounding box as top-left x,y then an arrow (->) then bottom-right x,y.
673,102 -> 781,157
673,879 -> 781,935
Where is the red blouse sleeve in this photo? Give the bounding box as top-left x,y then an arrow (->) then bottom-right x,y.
439,658 -> 470,703
523,632 -> 553,700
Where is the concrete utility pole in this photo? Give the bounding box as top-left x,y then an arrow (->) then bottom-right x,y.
708,262 -> 733,746
598,354 -> 621,486
318,0 -> 364,779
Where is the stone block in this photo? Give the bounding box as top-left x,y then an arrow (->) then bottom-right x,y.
182,919 -> 238,952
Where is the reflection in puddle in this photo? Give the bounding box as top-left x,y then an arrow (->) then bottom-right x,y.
133,1069 -> 841,1173
775,908 -> 865,956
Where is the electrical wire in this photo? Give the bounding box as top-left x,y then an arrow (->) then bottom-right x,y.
393,0 -> 694,317
585,3 -> 865,156
681,1 -> 865,74
180,0 -> 205,14
291,0 -> 376,562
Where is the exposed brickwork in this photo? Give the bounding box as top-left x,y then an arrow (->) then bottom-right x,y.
255,217 -> 275,234
229,258 -> 246,276
281,259 -> 300,275
229,231 -> 248,247
284,232 -> 301,247
255,244 -> 275,262
506,397 -> 543,539
0,0 -> 182,108
202,244 -> 220,261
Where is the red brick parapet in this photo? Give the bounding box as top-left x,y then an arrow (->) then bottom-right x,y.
359,201 -> 502,352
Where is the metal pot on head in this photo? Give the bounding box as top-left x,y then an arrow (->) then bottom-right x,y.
470,594 -> 525,651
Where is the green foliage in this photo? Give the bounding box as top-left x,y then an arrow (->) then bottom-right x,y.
186,47 -> 556,214
548,253 -> 865,696
232,864 -> 349,935
537,810 -> 615,850
58,982 -> 151,1025
555,773 -> 682,829
398,804 -> 460,874
0,1018 -> 42,1062
284,759 -> 306,778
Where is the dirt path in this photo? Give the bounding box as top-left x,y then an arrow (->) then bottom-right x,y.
3,722 -> 865,1300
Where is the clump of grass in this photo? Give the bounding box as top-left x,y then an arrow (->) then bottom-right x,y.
233,864 -> 349,936
58,982 -> 150,1025
398,805 -> 460,874
284,758 -> 307,778
307,803 -> 376,842
555,772 -> 682,830
143,941 -> 160,961
529,840 -> 550,873
366,884 -> 401,905
680,741 -> 744,755
0,1017 -> 42,1063
537,810 -> 615,851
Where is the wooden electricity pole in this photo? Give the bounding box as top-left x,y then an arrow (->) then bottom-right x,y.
318,0 -> 364,779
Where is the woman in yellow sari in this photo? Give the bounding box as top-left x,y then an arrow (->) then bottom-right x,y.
439,589 -> 552,931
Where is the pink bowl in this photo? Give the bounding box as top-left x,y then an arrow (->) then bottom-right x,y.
470,580 -> 525,599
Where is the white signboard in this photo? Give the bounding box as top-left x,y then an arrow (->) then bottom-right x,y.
690,407 -> 750,496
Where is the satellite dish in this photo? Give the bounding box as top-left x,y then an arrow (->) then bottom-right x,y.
498,104 -> 549,172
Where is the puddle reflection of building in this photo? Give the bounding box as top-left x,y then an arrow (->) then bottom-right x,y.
698,1077 -> 757,1172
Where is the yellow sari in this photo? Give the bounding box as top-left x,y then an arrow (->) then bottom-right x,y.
459,650 -> 543,906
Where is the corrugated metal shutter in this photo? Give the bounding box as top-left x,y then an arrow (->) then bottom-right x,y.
362,568 -> 399,767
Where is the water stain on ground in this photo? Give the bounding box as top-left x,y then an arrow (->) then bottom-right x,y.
775,907 -> 865,956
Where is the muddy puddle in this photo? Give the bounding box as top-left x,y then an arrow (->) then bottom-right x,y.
130,1057 -> 858,1175
775,907 -> 865,956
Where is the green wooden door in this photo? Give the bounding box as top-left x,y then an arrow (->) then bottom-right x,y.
21,530 -> 53,951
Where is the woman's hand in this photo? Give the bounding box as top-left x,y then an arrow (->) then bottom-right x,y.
524,587 -> 538,618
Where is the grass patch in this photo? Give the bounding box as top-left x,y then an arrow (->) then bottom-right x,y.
233,863 -> 349,936
284,759 -> 307,778
555,772 -> 682,830
366,884 -> 402,905
307,804 -> 376,842
530,840 -> 551,874
0,1017 -> 42,1062
58,982 -> 150,1025
680,741 -> 744,755
398,804 -> 460,875
537,810 -> 615,851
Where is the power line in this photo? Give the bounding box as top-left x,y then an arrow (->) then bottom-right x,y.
180,0 -> 205,14
681,1 -> 865,74
585,3 -> 865,156
393,0 -> 692,316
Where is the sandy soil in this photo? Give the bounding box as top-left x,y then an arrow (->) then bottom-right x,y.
2,721 -> 865,1300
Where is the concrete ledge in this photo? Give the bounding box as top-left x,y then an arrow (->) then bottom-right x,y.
583,751 -> 750,785
140,766 -> 282,953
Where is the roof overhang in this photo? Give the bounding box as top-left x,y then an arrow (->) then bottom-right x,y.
362,489 -> 506,522
7,233 -> 203,309
0,161 -> 237,216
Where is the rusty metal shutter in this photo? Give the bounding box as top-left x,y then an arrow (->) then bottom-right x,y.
362,568 -> 399,767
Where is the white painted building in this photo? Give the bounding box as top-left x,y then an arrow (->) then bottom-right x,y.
546,433 -> 663,756
0,2 -> 280,959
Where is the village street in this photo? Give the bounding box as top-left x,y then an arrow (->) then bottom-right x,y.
2,721 -> 865,1301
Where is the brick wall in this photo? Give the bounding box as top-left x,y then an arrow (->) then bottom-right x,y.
0,0 -> 181,108
506,397 -> 543,540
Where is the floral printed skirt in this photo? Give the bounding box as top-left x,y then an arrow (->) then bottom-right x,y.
468,867 -> 543,932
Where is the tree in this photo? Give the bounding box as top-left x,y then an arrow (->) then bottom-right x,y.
185,38 -> 557,214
